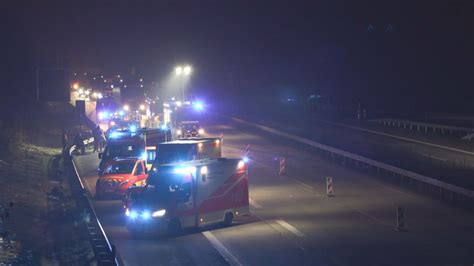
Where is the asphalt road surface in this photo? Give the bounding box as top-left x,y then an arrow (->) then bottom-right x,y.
231,107 -> 474,190
73,114 -> 473,266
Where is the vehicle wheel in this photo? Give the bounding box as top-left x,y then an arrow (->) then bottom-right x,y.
168,218 -> 182,235
222,212 -> 233,227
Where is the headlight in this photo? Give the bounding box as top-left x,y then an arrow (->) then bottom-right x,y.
127,209 -> 138,219
177,129 -> 182,135
198,129 -> 204,135
152,209 -> 166,217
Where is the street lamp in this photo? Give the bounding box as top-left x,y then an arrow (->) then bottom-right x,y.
175,64 -> 192,101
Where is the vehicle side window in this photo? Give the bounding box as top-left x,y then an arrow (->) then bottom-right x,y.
135,162 -> 144,175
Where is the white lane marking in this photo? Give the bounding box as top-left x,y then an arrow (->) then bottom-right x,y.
313,118 -> 474,156
202,231 -> 242,266
276,220 -> 305,237
249,198 -> 262,208
293,179 -> 314,190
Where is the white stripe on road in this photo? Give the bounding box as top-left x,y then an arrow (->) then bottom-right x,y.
276,220 -> 305,237
202,231 -> 242,266
249,198 -> 262,208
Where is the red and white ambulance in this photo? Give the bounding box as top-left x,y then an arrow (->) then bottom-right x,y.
124,158 -> 249,233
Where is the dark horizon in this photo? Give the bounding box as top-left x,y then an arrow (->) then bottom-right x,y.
2,0 -> 473,114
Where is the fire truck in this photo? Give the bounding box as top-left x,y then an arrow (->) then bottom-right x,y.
124,158 -> 249,233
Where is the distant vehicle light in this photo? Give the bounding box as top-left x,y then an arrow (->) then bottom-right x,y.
72,83 -> 79,90
198,129 -> 204,135
129,125 -> 137,133
78,88 -> 84,94
139,104 -> 145,111
118,110 -> 125,116
242,156 -> 249,163
152,209 -> 166,217
177,129 -> 182,135
92,92 -> 98,98
123,105 -> 130,111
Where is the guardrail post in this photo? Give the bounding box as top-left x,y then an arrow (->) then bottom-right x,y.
326,176 -> 334,197
395,206 -> 406,232
279,157 -> 286,175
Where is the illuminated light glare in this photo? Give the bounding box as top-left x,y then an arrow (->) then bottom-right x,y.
175,66 -> 183,76
235,211 -> 239,215
152,209 -> 166,217
103,80 -> 107,83
98,111 -> 109,120
110,121 -> 117,127
198,143 -> 203,148
85,90 -> 91,95
129,210 -> 138,219
125,208 -> 130,216
140,84 -> 143,88
100,75 -> 104,78
183,66 -> 192,75
123,105 -> 130,111
141,211 -> 151,219
215,139 -> 220,145
193,101 -> 204,111
73,73 -> 77,76
242,157 -> 249,163
120,79 -> 123,83
237,160 -> 245,169
141,152 -> 147,160
173,166 -> 196,174
160,125 -> 168,130
198,129 -> 204,135
139,104 -> 145,111
97,93 -> 103,99
118,110 -> 125,116
139,78 -> 143,82
110,85 -> 114,88
83,72 -> 87,76
117,74 -> 121,78
200,166 -> 208,175
109,131 -> 120,138
92,92 -> 98,98
129,125 -> 137,132
177,129 -> 182,135
176,101 -> 182,107
72,83 -> 79,90
78,88 -> 84,94
124,85 -> 127,88
93,77 -> 96,80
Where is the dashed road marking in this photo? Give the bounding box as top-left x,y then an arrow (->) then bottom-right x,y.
276,220 -> 305,237
249,198 -> 262,208
202,231 -> 242,266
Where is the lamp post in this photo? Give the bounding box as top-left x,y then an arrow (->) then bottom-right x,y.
175,65 -> 192,101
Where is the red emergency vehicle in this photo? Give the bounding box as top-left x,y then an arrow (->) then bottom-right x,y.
124,158 -> 249,233
96,158 -> 148,199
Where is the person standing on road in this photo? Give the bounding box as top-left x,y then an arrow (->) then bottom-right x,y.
61,129 -> 68,152
93,125 -> 103,152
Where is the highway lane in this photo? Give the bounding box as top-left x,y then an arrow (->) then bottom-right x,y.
230,107 -> 474,190
72,114 -> 473,265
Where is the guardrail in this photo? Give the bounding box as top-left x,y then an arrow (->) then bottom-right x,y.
231,117 -> 474,208
370,118 -> 474,137
66,137 -> 118,266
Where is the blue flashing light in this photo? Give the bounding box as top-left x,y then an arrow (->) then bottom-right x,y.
98,111 -> 109,120
141,152 -> 147,161
129,210 -> 138,219
160,124 -> 168,130
129,125 -> 137,133
141,211 -> 151,220
119,110 -> 125,116
193,101 -> 204,111
109,131 -> 120,139
243,156 -> 250,163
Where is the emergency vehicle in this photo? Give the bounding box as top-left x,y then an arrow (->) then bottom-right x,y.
99,127 -> 172,173
124,158 -> 249,233
154,138 -> 222,166
176,121 -> 204,139
95,158 -> 147,199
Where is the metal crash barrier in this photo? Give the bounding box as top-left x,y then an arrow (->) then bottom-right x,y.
66,137 -> 119,266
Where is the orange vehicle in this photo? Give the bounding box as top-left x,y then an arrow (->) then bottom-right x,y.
96,158 -> 148,199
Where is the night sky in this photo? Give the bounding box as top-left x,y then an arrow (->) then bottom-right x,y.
2,0 -> 472,113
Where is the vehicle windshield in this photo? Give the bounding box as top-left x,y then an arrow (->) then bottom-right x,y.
105,144 -> 141,158
103,161 -> 135,174
182,123 -> 199,131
